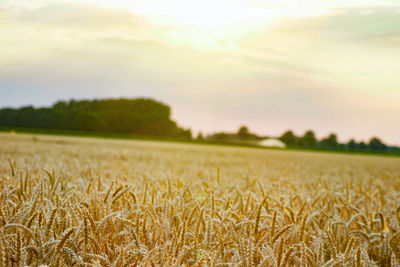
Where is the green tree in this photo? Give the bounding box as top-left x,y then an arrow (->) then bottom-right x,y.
0,98 -> 191,138
368,137 -> 386,151
347,139 -> 357,150
321,133 -> 338,150
357,141 -> 367,151
279,130 -> 297,146
196,132 -> 204,141
237,126 -> 250,140
299,130 -> 317,148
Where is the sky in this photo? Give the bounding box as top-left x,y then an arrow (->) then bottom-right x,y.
0,0 -> 399,144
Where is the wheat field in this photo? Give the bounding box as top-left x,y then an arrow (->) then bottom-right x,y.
1,133 -> 400,266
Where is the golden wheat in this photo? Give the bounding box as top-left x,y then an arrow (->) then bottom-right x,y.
0,132 -> 400,266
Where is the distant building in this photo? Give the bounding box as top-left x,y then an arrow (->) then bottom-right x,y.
259,138 -> 286,148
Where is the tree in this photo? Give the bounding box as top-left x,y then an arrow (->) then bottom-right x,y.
237,126 -> 250,140
299,130 -> 317,148
368,137 -> 386,152
347,139 -> 357,150
196,132 -> 204,141
53,101 -> 67,109
181,129 -> 192,139
0,98 -> 191,138
279,130 -> 297,146
212,133 -> 229,141
357,141 -> 367,151
321,133 -> 338,150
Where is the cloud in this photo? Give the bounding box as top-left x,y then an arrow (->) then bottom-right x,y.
236,6 -> 400,96
272,7 -> 400,44
15,2 -> 145,29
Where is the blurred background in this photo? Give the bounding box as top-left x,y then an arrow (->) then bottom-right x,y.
0,0 -> 399,148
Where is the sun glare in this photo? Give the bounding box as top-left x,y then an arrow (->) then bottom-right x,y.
137,0 -> 276,29
58,0 -> 329,49
135,0 -> 329,29
74,0 -> 327,29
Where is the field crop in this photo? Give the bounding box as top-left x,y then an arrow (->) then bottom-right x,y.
1,133 -> 400,266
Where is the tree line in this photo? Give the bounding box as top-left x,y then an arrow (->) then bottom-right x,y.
0,99 -> 398,154
0,98 -> 192,138
206,126 -> 399,153
279,130 -> 399,153
206,126 -> 263,142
